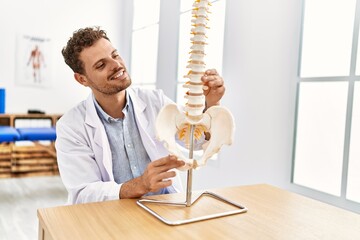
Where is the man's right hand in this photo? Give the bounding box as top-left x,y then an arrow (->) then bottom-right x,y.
119,155 -> 185,199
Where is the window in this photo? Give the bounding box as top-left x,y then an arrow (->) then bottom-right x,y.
130,0 -> 160,89
293,0 -> 360,209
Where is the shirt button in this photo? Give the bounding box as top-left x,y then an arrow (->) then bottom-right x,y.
127,144 -> 131,148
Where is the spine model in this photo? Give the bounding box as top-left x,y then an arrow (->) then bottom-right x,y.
155,0 -> 235,170
183,0 -> 211,124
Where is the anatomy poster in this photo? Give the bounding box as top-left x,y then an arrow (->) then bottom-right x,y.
16,34 -> 51,88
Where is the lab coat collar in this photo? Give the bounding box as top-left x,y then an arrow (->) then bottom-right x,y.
85,94 -> 102,129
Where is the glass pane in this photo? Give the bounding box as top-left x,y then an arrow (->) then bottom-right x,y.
130,25 -> 159,85
205,0 -> 225,75
293,82 -> 348,196
180,0 -> 193,12
177,10 -> 192,83
133,0 -> 160,30
300,0 -> 356,77
347,82 -> 360,202
177,0 -> 226,104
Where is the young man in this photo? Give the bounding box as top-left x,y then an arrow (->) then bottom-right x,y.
57,26 -> 225,204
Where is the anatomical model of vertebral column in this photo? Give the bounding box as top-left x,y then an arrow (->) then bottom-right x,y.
156,0 -> 235,170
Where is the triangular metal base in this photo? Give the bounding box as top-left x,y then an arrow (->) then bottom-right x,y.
137,190 -> 247,225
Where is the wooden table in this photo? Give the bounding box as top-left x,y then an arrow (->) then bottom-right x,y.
37,184 -> 360,240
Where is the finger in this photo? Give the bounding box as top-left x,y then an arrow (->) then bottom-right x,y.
202,69 -> 218,81
150,179 -> 173,192
202,75 -> 221,81
207,78 -> 224,88
204,69 -> 218,75
201,74 -> 222,84
150,156 -> 184,174
152,155 -> 177,167
203,80 -> 224,91
155,171 -> 177,182
156,160 -> 185,173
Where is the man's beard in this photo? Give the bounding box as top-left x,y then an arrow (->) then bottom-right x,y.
89,76 -> 132,95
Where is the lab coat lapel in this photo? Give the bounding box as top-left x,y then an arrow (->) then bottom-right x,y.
84,95 -> 113,180
128,89 -> 158,160
128,90 -> 148,129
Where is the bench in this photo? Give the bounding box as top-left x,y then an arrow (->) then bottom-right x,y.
0,126 -> 21,142
0,126 -> 58,178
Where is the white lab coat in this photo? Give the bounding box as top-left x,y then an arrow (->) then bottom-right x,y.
55,87 -> 183,204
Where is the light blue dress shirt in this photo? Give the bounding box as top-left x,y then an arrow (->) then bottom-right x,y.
93,92 -> 168,195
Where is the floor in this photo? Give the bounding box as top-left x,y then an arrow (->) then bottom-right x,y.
0,176 -> 67,240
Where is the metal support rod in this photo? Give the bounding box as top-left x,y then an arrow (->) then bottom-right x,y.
186,169 -> 193,206
186,124 -> 195,207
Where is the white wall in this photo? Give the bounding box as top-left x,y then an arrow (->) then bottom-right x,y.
190,0 -> 302,191
0,0 -> 124,114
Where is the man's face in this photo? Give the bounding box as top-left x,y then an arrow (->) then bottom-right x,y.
77,38 -> 131,95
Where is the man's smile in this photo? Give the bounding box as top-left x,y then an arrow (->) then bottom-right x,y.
109,69 -> 126,81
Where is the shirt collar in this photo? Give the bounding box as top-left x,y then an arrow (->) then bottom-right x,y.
93,91 -> 130,123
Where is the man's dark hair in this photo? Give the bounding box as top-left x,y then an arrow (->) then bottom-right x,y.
62,26 -> 110,74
